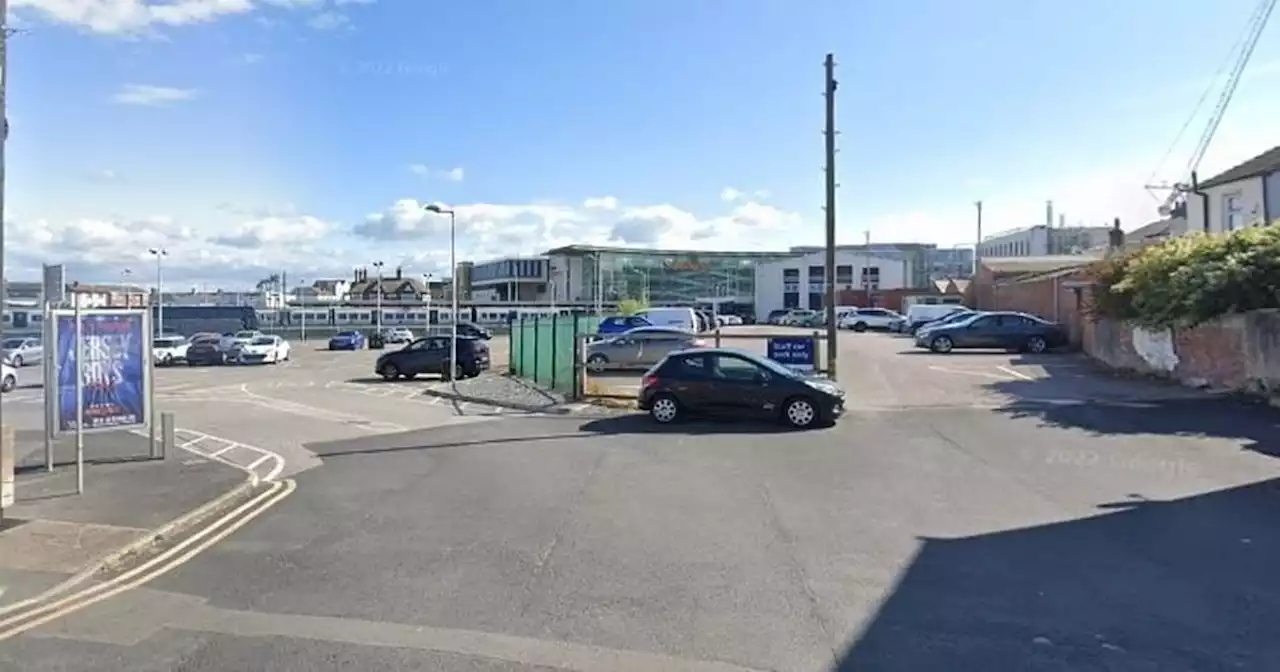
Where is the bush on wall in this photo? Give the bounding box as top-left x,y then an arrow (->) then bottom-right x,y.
1089,225 -> 1280,329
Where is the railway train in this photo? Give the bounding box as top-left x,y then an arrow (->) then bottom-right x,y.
1,303 -> 609,334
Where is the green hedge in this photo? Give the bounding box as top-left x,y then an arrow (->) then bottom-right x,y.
1090,224 -> 1280,328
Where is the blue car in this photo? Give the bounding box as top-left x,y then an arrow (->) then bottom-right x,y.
328,331 -> 366,350
597,315 -> 652,335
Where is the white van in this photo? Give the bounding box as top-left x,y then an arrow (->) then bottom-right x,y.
905,304 -> 969,332
634,307 -> 699,332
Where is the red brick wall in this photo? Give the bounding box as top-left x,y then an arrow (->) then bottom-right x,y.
834,288 -> 940,313
976,268 -> 1091,347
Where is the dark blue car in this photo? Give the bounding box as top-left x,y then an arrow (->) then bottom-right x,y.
598,315 -> 652,335
328,331 -> 366,350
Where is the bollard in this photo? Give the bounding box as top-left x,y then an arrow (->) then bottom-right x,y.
714,328 -> 722,348
1,425 -> 14,522
161,412 -> 176,460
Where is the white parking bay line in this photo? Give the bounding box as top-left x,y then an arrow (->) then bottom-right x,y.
996,365 -> 1036,381
927,365 -> 1019,381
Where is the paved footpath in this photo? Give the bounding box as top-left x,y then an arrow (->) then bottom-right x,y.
0,428 -> 254,612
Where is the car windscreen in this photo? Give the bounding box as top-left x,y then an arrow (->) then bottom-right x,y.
250,337 -> 275,346
154,338 -> 184,347
235,332 -> 257,339
2,339 -> 25,349
749,354 -> 802,379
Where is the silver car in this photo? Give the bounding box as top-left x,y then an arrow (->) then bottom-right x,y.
2,337 -> 43,367
584,327 -> 705,372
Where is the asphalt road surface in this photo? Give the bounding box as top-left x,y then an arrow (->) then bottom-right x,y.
5,331 -> 1280,671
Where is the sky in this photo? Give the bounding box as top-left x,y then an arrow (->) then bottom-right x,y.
6,0 -> 1280,290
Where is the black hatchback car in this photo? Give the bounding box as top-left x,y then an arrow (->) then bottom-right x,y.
638,347 -> 845,429
185,336 -> 229,366
375,335 -> 490,381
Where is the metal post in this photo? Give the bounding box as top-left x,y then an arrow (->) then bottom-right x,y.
148,308 -> 157,457
0,0 -> 8,459
450,211 -> 458,384
73,299 -> 84,494
594,252 -> 604,316
822,53 -> 839,381
301,297 -> 307,341
161,411 -> 175,460
424,273 -> 432,328
374,262 -> 383,333
42,300 -> 53,470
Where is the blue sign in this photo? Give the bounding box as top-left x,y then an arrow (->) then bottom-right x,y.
767,336 -> 816,372
56,312 -> 148,432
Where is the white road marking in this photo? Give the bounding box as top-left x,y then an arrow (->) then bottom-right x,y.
996,365 -> 1037,381
927,365 -> 1019,381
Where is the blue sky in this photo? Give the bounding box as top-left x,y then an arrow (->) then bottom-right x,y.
8,0 -> 1280,288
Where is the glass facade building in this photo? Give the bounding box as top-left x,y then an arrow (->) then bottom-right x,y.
550,246 -> 791,305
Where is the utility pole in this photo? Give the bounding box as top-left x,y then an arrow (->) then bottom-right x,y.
862,230 -> 872,302
973,201 -> 983,276
823,53 -> 839,380
1,0 -> 10,478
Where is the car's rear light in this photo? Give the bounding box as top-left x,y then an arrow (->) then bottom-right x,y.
641,373 -> 659,388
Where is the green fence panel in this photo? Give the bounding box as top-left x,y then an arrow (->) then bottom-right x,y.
553,317 -> 576,392
535,319 -> 556,386
510,318 -> 526,376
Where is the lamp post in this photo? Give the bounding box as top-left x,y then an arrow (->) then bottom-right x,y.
371,260 -> 384,333
297,280 -> 307,342
148,248 -> 167,335
423,273 -> 433,329
424,203 -> 458,382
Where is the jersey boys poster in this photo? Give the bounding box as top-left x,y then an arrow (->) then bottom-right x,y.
55,311 -> 149,432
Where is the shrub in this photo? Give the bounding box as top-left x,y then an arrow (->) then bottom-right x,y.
616,298 -> 647,315
1089,226 -> 1280,328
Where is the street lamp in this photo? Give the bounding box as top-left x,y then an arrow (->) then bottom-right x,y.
297,280 -> 307,342
148,248 -> 167,335
371,260 -> 385,332
424,203 -> 458,382
423,273 -> 433,329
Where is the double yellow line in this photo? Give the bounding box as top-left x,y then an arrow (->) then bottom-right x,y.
0,478 -> 296,642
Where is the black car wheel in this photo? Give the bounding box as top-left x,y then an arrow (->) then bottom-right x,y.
649,393 -> 681,424
379,363 -> 400,381
586,353 -> 609,372
782,396 -> 819,428
852,322 -> 868,333
1,374 -> 14,392
11,355 -> 22,368
162,354 -> 173,366
930,335 -> 954,353
1026,335 -> 1048,354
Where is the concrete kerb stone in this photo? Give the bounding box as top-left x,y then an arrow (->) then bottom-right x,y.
419,386 -> 574,415
1,476 -> 262,611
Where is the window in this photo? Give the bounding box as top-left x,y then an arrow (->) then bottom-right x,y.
836,265 -> 853,285
1223,192 -> 1244,231
674,354 -> 708,375
711,355 -> 760,382
969,315 -> 998,329
807,265 -> 824,278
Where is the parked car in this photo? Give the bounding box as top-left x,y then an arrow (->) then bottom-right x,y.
382,327 -> 415,344
634,307 -> 701,333
153,335 -> 190,366
1,362 -> 16,392
220,330 -> 264,351
425,322 -> 492,340
584,327 -> 706,372
781,309 -> 822,327
915,311 -> 1068,354
374,335 -> 490,381
2,337 -> 42,367
328,331 -> 367,350
638,347 -> 845,429
837,308 -> 903,332
914,309 -> 979,338
766,309 -> 790,325
715,314 -> 744,326
904,304 -> 968,335
235,335 -> 291,364
597,315 -> 653,335
186,337 -> 230,366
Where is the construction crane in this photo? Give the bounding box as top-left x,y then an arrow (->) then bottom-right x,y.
1145,0 -> 1277,216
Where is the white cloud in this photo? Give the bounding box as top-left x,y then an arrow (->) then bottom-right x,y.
111,84 -> 197,106
211,215 -> 330,248
407,164 -> 464,182
307,11 -> 349,30
240,52 -> 264,64
720,187 -> 743,202
583,196 -> 618,210
333,0 -> 374,5
12,0 -> 255,34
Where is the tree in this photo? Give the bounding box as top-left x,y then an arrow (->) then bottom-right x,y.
1089,225 -> 1280,328
616,298 -> 646,315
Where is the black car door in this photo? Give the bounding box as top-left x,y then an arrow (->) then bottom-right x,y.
946,314 -> 992,348
663,352 -> 717,412
706,354 -> 772,417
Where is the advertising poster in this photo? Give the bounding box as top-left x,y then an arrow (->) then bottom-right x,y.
55,312 -> 149,432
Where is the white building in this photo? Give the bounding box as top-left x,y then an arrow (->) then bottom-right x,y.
1187,145 -> 1280,235
470,255 -> 550,303
753,250 -> 909,318
978,225 -> 1112,258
